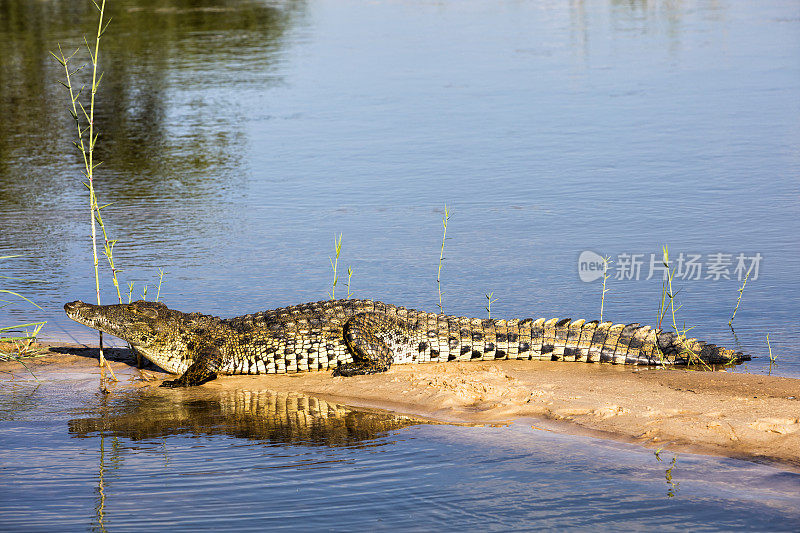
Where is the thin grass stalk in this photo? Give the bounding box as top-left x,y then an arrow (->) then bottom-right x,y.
4,349 -> 37,380
600,255 -> 612,323
328,233 -> 342,300
728,266 -> 751,326
656,282 -> 669,366
766,333 -> 775,375
155,269 -> 166,302
437,204 -> 450,313
0,276 -> 47,283
89,2 -> 116,382
655,247 -> 679,365
484,292 -> 497,318
665,251 -> 680,332
0,289 -> 44,310
0,256 -> 46,377
657,281 -> 668,331
52,45 -> 99,307
658,245 -> 707,369
52,46 -> 97,303
10,356 -> 37,379
53,0 -> 116,382
0,321 -> 48,335
86,3 -> 106,369
655,246 -> 677,365
0,321 -> 46,380
0,322 -> 46,348
95,201 -> 123,303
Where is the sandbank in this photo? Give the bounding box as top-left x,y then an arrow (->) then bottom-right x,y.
2,344 -> 798,470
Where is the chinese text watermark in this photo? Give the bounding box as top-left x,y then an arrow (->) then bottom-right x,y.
578,250 -> 762,283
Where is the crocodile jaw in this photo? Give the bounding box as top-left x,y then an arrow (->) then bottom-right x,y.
64,300 -> 190,374
65,300 -> 131,339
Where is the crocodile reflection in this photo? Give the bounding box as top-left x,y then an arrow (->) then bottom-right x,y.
69,389 -> 428,446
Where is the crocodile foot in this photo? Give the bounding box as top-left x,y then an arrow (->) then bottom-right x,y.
159,378 -> 188,388
332,362 -> 390,377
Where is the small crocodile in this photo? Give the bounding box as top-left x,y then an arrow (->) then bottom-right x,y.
64,298 -> 749,387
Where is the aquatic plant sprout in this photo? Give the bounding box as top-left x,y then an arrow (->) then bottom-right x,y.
655,245 -> 708,369
600,255 -> 612,323
329,233 -> 342,300
437,204 -> 450,313
484,291 -> 497,318
0,255 -> 46,377
729,265 -> 752,326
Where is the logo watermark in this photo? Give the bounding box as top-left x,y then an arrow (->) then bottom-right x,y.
578,251 -> 762,282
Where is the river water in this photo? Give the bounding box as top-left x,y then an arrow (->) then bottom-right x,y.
1,0 -> 798,377
1,376 -> 799,531
0,0 -> 799,528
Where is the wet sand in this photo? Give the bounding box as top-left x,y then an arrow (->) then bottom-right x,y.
2,344 -> 798,469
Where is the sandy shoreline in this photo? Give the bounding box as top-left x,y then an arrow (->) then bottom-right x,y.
3,344 -> 799,470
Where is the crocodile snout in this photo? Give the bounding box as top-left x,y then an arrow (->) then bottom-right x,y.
64,301 -> 84,314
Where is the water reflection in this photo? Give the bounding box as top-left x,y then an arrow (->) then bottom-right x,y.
570,0 -> 725,59
69,389 -> 427,446
0,0 -> 303,202
0,0 -> 305,299
66,388 -> 428,531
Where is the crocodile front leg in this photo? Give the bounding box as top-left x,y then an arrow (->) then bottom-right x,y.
333,313 -> 395,377
160,344 -> 223,387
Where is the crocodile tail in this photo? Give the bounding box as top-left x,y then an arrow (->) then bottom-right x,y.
515,318 -> 749,366
653,330 -> 749,365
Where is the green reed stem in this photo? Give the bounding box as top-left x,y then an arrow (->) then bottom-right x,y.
0,321 -> 46,380
600,255 -> 612,323
52,0 -> 117,382
155,269 -> 166,302
484,292 -> 497,318
728,266 -> 751,326
766,333 -> 776,375
437,204 -> 450,314
329,233 -> 342,300
95,201 -> 123,304
0,257 -> 46,374
656,245 -> 705,369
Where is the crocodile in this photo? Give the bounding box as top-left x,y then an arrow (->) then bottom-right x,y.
64,298 -> 749,387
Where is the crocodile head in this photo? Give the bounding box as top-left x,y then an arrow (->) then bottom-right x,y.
65,300 -> 200,374
64,300 -> 176,346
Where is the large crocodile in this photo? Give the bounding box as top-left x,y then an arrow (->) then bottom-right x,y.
64,298 -> 749,387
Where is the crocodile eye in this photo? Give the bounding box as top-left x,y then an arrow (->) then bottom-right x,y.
131,304 -> 159,319
139,307 -> 159,319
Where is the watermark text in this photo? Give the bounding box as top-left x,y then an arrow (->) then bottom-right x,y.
578,250 -> 761,282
